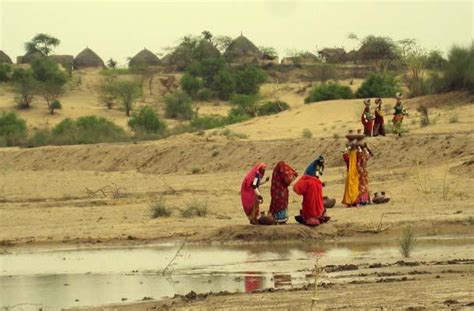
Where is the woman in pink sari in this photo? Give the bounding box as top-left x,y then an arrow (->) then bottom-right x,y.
241,163 -> 268,224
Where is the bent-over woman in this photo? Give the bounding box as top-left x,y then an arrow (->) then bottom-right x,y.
241,163 -> 268,224
269,161 -> 298,224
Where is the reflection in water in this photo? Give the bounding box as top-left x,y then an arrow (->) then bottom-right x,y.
1,237 -> 472,309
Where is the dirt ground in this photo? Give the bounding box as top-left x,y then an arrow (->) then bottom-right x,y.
0,72 -> 473,309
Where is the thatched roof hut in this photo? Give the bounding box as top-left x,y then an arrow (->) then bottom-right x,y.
49,55 -> 74,68
281,52 -> 319,65
74,47 -> 105,69
17,51 -> 44,64
129,48 -> 160,68
161,54 -> 172,66
318,48 -> 347,63
224,35 -> 262,64
195,39 -> 220,60
0,51 -> 13,64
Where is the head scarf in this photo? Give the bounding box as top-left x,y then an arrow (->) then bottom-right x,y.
241,163 -> 266,216
304,155 -> 325,177
363,98 -> 371,106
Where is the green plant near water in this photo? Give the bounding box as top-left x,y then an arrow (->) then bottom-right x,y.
399,225 -> 417,258
150,198 -> 172,218
180,201 -> 208,217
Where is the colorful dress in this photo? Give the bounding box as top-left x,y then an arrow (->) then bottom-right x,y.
342,149 -> 360,207
241,163 -> 266,223
293,175 -> 326,226
392,102 -> 407,135
361,107 -> 374,137
373,105 -> 385,136
356,150 -> 371,205
269,161 -> 298,224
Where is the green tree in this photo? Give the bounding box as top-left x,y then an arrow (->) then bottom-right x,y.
398,39 -> 428,96
358,35 -> 399,72
355,73 -> 401,98
214,35 -> 233,53
234,65 -> 266,95
164,91 -> 194,120
305,82 -> 353,103
181,73 -> 203,98
112,79 -> 141,116
441,43 -> 474,91
31,58 -> 68,114
425,50 -> 446,70
12,68 -> 37,109
107,58 -> 118,69
202,30 -> 213,41
212,69 -> 235,100
129,60 -> 157,96
99,75 -> 118,109
230,94 -> 260,117
0,64 -> 11,82
24,33 -> 60,56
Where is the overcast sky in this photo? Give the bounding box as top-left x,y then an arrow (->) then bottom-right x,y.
1,0 -> 472,66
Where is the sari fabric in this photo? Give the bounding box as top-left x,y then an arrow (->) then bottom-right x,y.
357,151 -> 371,205
241,163 -> 266,217
361,107 -> 374,137
269,162 -> 297,221
342,149 -> 360,206
373,106 -> 385,136
293,175 -> 325,224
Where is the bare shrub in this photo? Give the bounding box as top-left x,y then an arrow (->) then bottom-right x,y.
417,105 -> 430,127
399,225 -> 417,258
85,183 -> 126,199
302,128 -> 313,138
448,113 -> 459,123
180,202 -> 208,217
150,198 -> 172,218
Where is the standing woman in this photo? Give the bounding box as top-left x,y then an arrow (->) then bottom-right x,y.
342,134 -> 361,207
269,161 -> 298,224
241,163 -> 268,224
361,98 -> 374,137
373,98 -> 386,136
357,143 -> 373,205
392,92 -> 408,137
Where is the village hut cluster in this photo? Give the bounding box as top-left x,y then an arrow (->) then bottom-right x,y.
0,34 -> 369,71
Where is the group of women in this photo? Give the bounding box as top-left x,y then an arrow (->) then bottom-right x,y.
240,156 -> 329,227
361,92 -> 408,138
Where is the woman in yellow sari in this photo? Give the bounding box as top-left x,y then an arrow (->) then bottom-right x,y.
342,144 -> 360,207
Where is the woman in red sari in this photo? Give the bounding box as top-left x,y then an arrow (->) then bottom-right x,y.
293,157 -> 329,226
373,98 -> 385,136
241,163 -> 268,224
361,98 -> 374,137
269,161 -> 298,224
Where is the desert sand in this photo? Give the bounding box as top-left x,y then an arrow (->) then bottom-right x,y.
0,70 -> 473,310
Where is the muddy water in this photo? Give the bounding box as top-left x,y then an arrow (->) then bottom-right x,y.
1,237 -> 473,310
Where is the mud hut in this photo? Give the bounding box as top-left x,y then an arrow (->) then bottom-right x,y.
129,48 -> 161,68
161,54 -> 172,66
281,52 -> 318,65
49,55 -> 74,69
195,39 -> 220,60
0,51 -> 13,64
318,48 -> 347,63
223,35 -> 262,64
17,51 -> 44,64
73,47 -> 105,69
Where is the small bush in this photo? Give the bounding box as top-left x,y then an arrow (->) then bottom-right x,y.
302,128 -> 313,138
128,106 -> 167,135
0,112 -> 27,146
448,114 -> 459,123
49,116 -> 126,145
191,167 -> 202,174
226,108 -> 251,124
181,73 -> 203,98
230,94 -> 259,117
399,225 -> 417,258
333,133 -> 340,139
355,73 -> 401,98
164,91 -> 194,120
49,99 -> 62,114
304,82 -> 353,103
211,150 -> 219,157
150,198 -> 172,218
221,128 -> 248,139
211,69 -> 235,100
180,202 -> 208,217
28,128 -> 51,147
257,100 -> 290,116
196,88 -> 215,101
190,115 -> 227,130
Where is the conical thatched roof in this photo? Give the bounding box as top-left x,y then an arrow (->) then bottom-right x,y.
17,51 -> 44,64
0,51 -> 13,64
74,47 -> 105,69
49,55 -> 74,68
161,54 -> 172,65
195,40 -> 220,60
129,48 -> 160,67
224,35 -> 262,64
318,48 -> 347,63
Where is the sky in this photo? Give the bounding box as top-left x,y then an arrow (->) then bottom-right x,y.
1,0 -> 472,66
